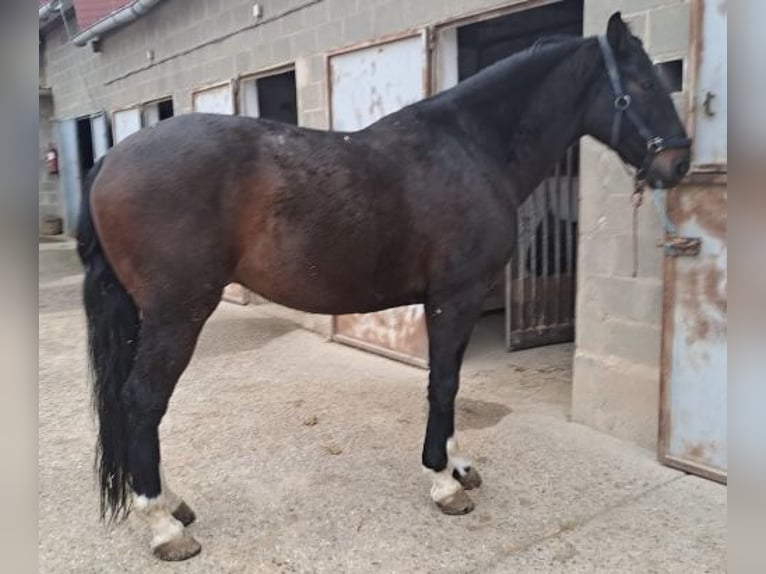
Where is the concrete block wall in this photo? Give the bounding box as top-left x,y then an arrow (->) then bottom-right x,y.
43,0 -> 525,122
573,0 -> 692,449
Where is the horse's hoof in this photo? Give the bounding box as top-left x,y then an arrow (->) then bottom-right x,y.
171,501 -> 196,527
152,535 -> 201,561
455,467 -> 482,491
436,490 -> 475,516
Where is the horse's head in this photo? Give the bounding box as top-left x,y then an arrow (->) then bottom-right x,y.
584,12 -> 691,188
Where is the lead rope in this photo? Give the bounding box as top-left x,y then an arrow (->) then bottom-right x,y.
631,178 -> 645,278
651,185 -> 678,235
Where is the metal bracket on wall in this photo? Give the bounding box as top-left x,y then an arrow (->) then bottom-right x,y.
652,187 -> 702,257
662,236 -> 702,257
425,26 -> 436,51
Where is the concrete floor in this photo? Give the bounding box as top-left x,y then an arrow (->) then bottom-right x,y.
39,242 -> 726,573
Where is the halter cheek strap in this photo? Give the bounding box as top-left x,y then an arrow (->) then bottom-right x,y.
597,35 -> 691,179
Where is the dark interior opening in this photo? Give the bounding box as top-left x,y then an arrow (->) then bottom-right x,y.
76,116 -> 94,175
458,0 -> 583,177
457,0 -> 584,354
158,98 -> 174,120
106,120 -> 114,148
257,70 -> 298,125
458,0 -> 584,80
655,59 -> 684,93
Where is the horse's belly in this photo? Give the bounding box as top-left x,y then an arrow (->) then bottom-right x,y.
233,255 -> 419,315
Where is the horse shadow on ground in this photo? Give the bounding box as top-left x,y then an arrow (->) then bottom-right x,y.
456,397 -> 512,430
194,315 -> 297,359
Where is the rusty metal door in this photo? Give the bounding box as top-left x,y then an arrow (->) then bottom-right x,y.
505,146 -> 579,350
329,33 -> 430,368
659,1 -> 727,482
659,185 -> 727,482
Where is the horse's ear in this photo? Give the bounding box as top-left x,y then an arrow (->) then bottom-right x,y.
606,12 -> 629,54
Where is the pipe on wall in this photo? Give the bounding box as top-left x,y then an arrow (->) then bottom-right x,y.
39,1 -> 71,27
39,2 -> 56,20
71,0 -> 164,47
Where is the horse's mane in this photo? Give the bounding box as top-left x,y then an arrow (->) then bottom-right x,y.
528,34 -> 579,52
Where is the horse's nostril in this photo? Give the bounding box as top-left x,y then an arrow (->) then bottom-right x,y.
675,159 -> 690,177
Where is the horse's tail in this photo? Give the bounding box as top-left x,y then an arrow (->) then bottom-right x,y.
77,156 -> 140,523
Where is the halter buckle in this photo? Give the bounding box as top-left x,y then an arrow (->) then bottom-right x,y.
646,137 -> 665,153
614,94 -> 631,111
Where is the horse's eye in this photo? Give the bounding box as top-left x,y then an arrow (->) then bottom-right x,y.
641,79 -> 655,91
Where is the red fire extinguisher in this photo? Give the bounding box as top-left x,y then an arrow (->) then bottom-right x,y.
45,143 -> 59,175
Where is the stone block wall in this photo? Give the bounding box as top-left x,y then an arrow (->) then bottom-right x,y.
573,0 -> 693,449
42,0 -> 528,122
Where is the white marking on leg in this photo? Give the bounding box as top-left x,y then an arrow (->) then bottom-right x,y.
133,493 -> 185,549
423,467 -> 462,503
424,436 -> 476,503
447,436 -> 473,477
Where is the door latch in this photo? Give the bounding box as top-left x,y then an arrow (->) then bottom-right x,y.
703,91 -> 716,117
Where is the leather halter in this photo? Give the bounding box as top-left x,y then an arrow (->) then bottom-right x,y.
597,35 -> 691,180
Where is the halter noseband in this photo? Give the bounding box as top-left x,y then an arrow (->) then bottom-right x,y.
597,35 -> 691,180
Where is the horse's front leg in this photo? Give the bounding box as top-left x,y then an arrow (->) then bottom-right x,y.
422,286 -> 486,515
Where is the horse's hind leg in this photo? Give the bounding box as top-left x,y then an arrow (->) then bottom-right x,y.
160,464 -> 196,526
122,302 -> 216,561
422,286 -> 486,515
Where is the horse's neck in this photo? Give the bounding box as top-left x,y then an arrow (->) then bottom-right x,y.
447,38 -> 600,202
507,41 -> 601,197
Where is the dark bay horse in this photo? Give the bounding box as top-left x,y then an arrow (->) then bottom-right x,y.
77,13 -> 690,560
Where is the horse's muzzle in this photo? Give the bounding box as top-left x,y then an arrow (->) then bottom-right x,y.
646,147 -> 691,188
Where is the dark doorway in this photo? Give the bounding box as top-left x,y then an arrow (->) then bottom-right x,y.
242,70 -> 298,125
258,70 -> 298,124
76,116 -> 94,175
458,0 -> 584,79
158,98 -> 174,120
144,97 -> 174,127
456,0 -> 584,354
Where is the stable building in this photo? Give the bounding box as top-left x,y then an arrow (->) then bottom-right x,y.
38,0 -> 727,483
